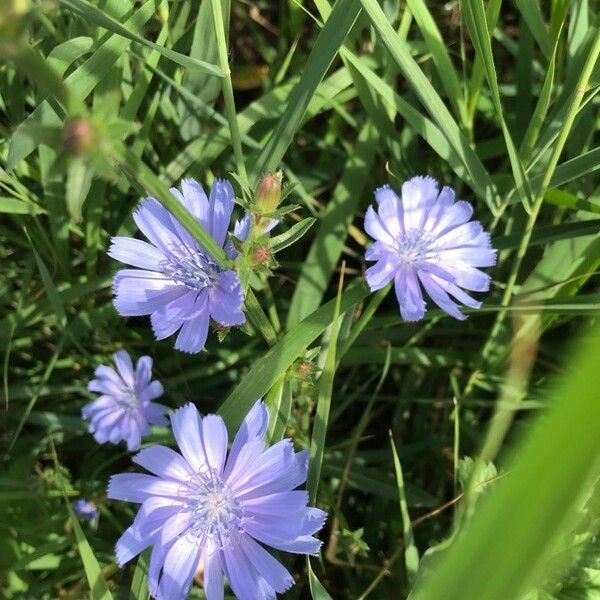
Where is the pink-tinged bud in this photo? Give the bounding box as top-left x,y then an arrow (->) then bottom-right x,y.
255,171 -> 283,214
296,361 -> 312,377
62,118 -> 96,155
251,244 -> 271,265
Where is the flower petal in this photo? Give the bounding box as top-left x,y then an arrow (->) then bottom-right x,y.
432,200 -> 474,237
113,350 -> 134,388
365,255 -> 397,291
401,175 -> 439,231
158,535 -> 202,600
113,270 -> 185,316
135,356 -> 153,389
418,270 -> 467,320
424,185 -> 455,231
133,445 -> 194,481
224,401 -> 269,480
107,473 -> 186,503
239,534 -> 294,593
364,205 -> 395,246
108,236 -> 166,271
221,544 -> 267,600
394,268 -> 426,321
170,403 -> 208,472
133,198 -> 182,255
201,414 -> 228,474
174,308 -> 210,354
209,179 -> 235,246
377,186 -> 404,238
181,178 -> 210,226
209,271 -> 245,326
204,551 -> 224,600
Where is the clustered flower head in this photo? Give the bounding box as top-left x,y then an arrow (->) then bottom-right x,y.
109,178 -> 245,354
83,350 -> 167,451
364,175 -> 496,321
108,401 -> 325,600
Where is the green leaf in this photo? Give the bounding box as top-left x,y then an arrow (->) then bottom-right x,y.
58,0 -> 223,77
308,561 -> 334,600
67,505 -> 114,600
513,0 -> 553,58
287,123 -> 376,326
252,0 -> 362,180
461,0 -> 533,211
410,324 -> 600,599
218,280 -> 370,434
8,0 -> 155,168
404,0 -> 466,122
269,217 -> 316,254
129,550 -> 150,600
24,229 -> 67,328
307,268 -> 344,504
390,432 -> 420,585
359,0 -> 500,212
65,158 -> 93,222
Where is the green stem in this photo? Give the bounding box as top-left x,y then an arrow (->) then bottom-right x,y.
245,288 -> 278,346
210,0 -> 249,187
463,31 -> 600,398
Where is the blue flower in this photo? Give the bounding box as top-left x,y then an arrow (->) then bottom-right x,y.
74,499 -> 99,522
108,401 -> 326,600
109,179 -> 245,354
83,350 -> 168,452
233,213 -> 278,241
364,176 -> 496,321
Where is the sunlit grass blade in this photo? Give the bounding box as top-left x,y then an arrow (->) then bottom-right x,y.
252,0 -> 361,181
462,0 -> 533,212
58,0 -> 223,77
218,280 -> 370,434
390,431 -> 420,586
410,323 -> 600,600
404,0 -> 466,123
287,123 -> 375,326
359,0 -> 500,212
307,266 -> 345,503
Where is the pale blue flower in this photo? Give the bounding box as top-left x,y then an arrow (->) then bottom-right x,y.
364,176 -> 496,321
83,350 -> 168,452
108,401 -> 326,600
233,213 -> 278,241
74,499 -> 99,522
109,179 -> 245,354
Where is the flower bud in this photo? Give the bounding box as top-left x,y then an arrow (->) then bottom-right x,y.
255,171 -> 282,214
251,244 -> 271,265
62,118 -> 96,155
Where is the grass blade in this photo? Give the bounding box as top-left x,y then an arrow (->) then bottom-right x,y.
252,0 -> 361,181
359,0 -> 500,212
58,0 -> 222,76
218,280 -> 370,434
410,324 -> 600,599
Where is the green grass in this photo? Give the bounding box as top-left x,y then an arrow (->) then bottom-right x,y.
1,1 -> 599,599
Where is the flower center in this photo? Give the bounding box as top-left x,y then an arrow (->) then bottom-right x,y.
396,230 -> 435,266
163,249 -> 221,291
186,471 -> 244,551
119,391 -> 139,411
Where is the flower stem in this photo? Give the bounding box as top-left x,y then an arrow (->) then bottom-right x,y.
463,30 -> 600,399
210,0 -> 249,188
